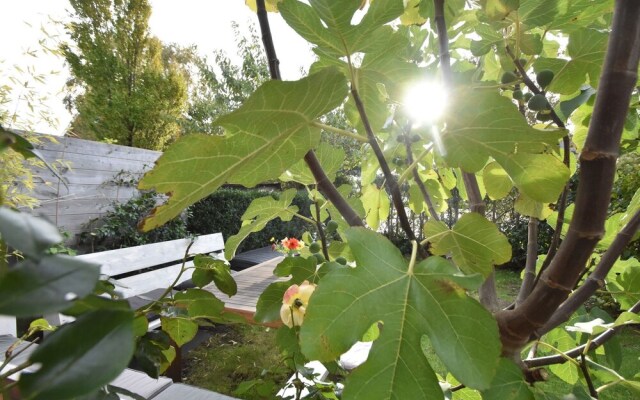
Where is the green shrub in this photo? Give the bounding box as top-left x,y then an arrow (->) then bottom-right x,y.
188,188 -> 313,253
80,192 -> 190,252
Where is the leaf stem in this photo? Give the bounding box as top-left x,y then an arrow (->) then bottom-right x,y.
403,134 -> 440,221
311,121 -> 368,143
313,195 -> 330,261
0,360 -> 33,381
350,86 -> 419,246
397,143 -> 434,185
408,241 -> 418,275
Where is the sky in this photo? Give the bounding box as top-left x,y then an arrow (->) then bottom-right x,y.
0,0 -> 313,135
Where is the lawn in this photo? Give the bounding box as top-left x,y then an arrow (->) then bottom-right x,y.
183,268 -> 639,399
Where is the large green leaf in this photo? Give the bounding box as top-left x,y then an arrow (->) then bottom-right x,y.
443,90 -> 568,202
224,189 -> 299,260
0,207 -> 62,259
300,228 -> 501,398
425,213 -> 512,277
139,68 -> 347,230
0,256 -> 100,317
280,141 -> 346,185
19,309 -> 135,400
279,0 -> 404,58
535,29 -> 608,95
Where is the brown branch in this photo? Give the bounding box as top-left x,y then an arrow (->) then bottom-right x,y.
507,46 -> 572,283
254,0 -> 363,228
580,354 -> 598,398
516,217 -> 539,306
537,209 -> 640,336
313,198 -> 330,260
351,87 -> 418,243
525,301 -> 640,368
434,0 -> 496,309
403,132 -> 440,222
497,0 -> 640,357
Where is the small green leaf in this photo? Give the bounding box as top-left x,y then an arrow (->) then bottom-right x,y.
174,289 -> 225,318
483,162 -> 513,200
193,255 -> 237,296
425,213 -> 512,277
160,317 -> 198,347
19,309 -> 135,400
514,194 -> 553,220
559,86 -> 596,121
224,189 -> 299,260
361,184 -> 390,230
480,358 -> 534,400
0,256 -> 100,317
484,0 -> 520,20
0,207 -> 62,258
608,264 -> 640,310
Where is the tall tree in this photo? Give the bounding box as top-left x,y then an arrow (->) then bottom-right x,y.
63,0 -> 187,150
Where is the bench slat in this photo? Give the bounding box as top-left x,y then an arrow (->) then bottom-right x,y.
116,263 -> 194,298
78,233 -> 224,277
152,383 -> 239,400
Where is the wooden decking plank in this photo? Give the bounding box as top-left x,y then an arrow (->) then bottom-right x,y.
204,257 -> 286,323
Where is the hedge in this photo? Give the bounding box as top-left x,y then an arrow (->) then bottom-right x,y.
187,188 -> 314,254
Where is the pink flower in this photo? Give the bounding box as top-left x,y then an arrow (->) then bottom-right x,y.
280,280 -> 316,328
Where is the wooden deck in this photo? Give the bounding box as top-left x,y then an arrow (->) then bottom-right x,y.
204,256 -> 285,325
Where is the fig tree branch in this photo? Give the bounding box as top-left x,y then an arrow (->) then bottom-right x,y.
351,87 -> 419,245
497,0 -> 640,357
403,132 -> 440,221
254,0 -> 363,227
433,0 -> 496,310
525,300 -> 640,368
516,217 -> 539,305
537,208 -> 640,336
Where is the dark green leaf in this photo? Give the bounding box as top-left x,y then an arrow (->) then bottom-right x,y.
193,255 -> 237,296
559,86 -> 596,121
19,309 -> 135,400
174,289 -> 225,318
0,255 -> 100,317
160,316 -> 198,347
0,207 -> 62,258
480,358 -> 534,400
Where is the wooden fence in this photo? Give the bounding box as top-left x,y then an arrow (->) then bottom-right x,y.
26,135 -> 161,242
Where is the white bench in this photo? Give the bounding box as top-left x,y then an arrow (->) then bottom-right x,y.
45,233 -> 225,330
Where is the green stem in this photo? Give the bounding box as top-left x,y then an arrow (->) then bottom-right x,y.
139,240 -> 195,314
408,241 -> 418,274
535,341 -> 581,368
397,143 -> 434,185
0,360 -> 33,381
311,121 -> 368,143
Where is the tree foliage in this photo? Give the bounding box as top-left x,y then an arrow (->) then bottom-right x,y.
2,0 -> 640,399
63,0 -> 187,150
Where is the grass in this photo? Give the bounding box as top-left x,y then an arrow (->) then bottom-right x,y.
183,268 -> 639,399
183,324 -> 290,399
